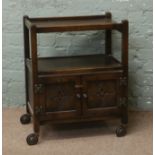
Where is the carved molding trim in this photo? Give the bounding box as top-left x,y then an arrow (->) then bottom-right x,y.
34,84 -> 44,94
119,77 -> 127,86
118,97 -> 128,108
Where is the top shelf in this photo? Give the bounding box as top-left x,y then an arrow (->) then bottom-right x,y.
24,13 -> 124,33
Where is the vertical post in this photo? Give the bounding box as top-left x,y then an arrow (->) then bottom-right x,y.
30,25 -> 38,84
105,12 -> 112,55
30,25 -> 40,134
23,16 -> 30,113
121,20 -> 128,76
121,20 -> 129,124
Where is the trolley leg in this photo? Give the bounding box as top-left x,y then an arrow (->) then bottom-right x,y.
26,115 -> 40,145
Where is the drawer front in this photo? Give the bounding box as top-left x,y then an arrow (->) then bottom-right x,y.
82,73 -> 122,117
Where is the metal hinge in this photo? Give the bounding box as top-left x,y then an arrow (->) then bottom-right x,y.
118,97 -> 128,108
34,106 -> 43,115
34,84 -> 44,94
119,77 -> 127,86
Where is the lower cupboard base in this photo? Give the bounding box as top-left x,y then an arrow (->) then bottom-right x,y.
20,109 -> 128,145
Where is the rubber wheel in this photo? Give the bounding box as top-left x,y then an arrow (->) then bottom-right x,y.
116,125 -> 126,137
20,114 -> 31,124
26,133 -> 38,145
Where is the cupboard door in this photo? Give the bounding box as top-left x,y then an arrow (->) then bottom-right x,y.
44,77 -> 81,119
82,73 -> 122,117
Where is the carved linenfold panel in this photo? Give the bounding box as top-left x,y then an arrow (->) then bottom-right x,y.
45,82 -> 77,112
96,82 -> 115,97
49,86 -> 68,109
86,80 -> 117,108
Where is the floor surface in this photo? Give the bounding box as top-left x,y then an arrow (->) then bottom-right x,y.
3,108 -> 153,155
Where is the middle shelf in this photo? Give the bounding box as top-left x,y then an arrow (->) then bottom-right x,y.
26,54 -> 122,75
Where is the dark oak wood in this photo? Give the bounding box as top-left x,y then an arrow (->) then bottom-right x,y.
25,14 -> 122,33
21,12 -> 129,145
121,20 -> 128,124
23,16 -> 30,114
105,12 -> 112,55
40,106 -> 121,122
26,54 -> 122,75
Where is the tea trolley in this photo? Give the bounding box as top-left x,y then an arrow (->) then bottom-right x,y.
20,12 -> 129,145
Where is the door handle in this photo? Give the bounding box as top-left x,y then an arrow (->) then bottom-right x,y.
75,84 -> 83,88
83,93 -> 88,99
76,93 -> 81,99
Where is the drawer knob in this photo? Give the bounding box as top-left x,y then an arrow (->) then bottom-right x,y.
83,93 -> 88,98
76,93 -> 81,99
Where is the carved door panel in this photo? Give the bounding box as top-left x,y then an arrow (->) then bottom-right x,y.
44,77 -> 81,119
82,74 -> 122,117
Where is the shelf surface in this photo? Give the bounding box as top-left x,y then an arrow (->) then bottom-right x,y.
25,15 -> 120,32
30,18 -> 114,28
27,54 -> 122,75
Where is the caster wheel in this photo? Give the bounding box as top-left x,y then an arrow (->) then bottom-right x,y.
26,133 -> 38,145
116,125 -> 126,137
20,114 -> 31,124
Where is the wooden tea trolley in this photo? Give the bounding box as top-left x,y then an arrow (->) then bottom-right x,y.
20,12 -> 129,145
